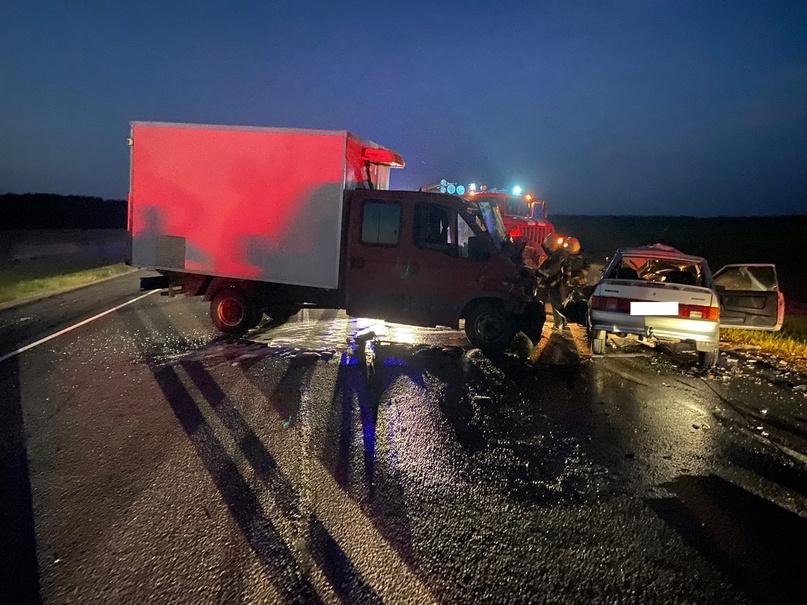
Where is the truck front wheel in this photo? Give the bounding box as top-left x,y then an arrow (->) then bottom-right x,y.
465,301 -> 518,352
210,288 -> 260,335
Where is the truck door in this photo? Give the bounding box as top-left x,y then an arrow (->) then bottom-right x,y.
345,191 -> 415,325
345,191 -> 487,327
713,264 -> 784,330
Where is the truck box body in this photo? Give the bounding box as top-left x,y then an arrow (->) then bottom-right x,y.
129,122 -> 395,290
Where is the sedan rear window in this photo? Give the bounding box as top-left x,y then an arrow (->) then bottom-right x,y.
609,256 -> 705,287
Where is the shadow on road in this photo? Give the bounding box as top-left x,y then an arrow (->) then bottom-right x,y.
118,302 -> 399,602
119,304 -> 327,602
0,355 -> 41,604
648,474 -> 807,605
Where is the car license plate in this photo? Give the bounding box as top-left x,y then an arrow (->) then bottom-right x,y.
631,301 -> 679,315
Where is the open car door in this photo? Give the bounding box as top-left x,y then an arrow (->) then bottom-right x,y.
713,264 -> 784,331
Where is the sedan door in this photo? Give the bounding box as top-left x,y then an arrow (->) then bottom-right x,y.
713,264 -> 784,330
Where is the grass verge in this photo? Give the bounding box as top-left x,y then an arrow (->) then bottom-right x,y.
722,312 -> 807,365
0,263 -> 134,305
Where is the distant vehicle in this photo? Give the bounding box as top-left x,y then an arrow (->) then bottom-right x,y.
465,190 -> 555,266
422,182 -> 556,267
588,244 -> 785,367
128,122 -> 545,350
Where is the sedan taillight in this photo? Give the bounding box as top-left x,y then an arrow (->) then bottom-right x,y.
590,296 -> 631,313
678,304 -> 719,320
591,296 -> 719,320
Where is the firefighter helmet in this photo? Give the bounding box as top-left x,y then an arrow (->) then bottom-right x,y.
563,237 -> 581,254
543,233 -> 566,252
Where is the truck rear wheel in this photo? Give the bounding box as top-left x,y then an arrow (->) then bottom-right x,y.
465,301 -> 518,352
210,288 -> 260,335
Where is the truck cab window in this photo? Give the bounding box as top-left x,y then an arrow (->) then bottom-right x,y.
456,213 -> 474,259
504,196 -> 530,217
362,201 -> 401,245
414,203 -> 473,258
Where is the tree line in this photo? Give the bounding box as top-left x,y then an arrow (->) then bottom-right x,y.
0,193 -> 127,229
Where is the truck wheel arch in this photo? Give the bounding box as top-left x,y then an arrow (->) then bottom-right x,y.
204,278 -> 253,301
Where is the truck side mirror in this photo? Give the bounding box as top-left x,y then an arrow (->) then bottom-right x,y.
468,236 -> 490,262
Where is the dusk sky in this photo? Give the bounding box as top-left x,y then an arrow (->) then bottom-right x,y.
1,1 -> 805,216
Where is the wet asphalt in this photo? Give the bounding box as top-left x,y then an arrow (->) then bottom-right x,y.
1,272 -> 806,604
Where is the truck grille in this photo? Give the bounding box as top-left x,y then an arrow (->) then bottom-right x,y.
523,225 -> 552,246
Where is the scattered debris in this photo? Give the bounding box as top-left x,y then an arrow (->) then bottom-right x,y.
472,395 -> 493,408
354,330 -> 376,344
733,344 -> 762,351
414,345 -> 449,358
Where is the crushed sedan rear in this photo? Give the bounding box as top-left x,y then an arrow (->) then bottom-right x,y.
588,244 -> 784,367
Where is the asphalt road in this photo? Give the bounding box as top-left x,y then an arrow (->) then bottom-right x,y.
1,272 -> 806,604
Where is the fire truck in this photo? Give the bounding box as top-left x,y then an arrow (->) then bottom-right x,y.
468,190 -> 554,266
424,183 -> 555,267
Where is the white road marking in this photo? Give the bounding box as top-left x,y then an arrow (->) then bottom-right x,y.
0,290 -> 157,364
774,442 -> 807,467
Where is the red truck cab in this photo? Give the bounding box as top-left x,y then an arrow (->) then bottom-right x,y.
345,189 -> 536,343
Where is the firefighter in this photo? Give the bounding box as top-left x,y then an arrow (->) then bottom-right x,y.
560,237 -> 591,325
538,233 -> 572,330
563,237 -> 588,287
538,235 -> 591,330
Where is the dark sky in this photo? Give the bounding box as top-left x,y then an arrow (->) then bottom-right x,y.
1,1 -> 805,215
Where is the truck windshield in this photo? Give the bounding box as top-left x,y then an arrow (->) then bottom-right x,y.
475,200 -> 507,251
504,196 -> 530,217
530,201 -> 547,220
